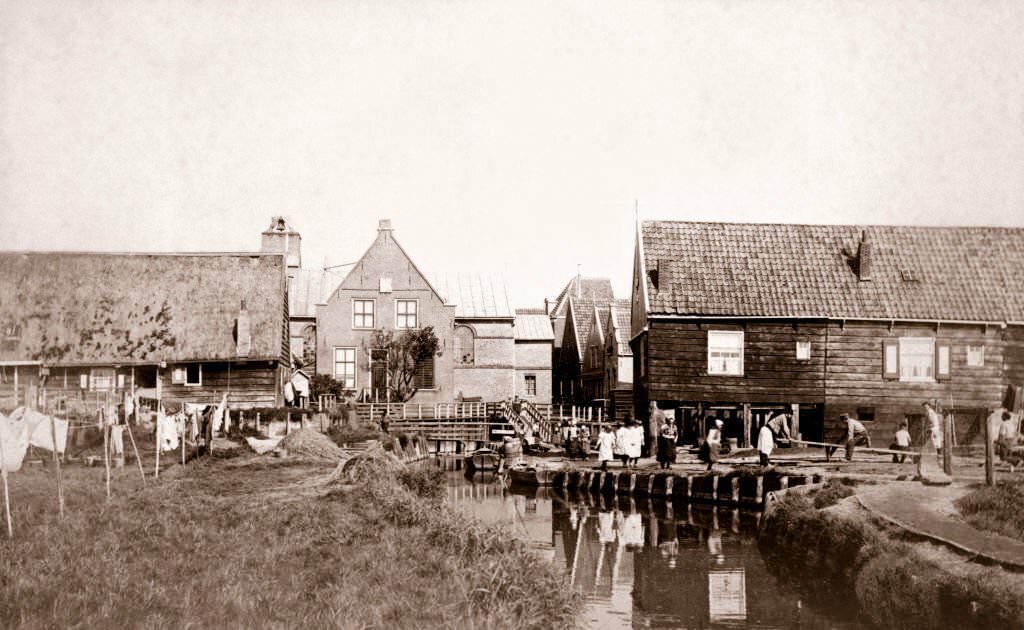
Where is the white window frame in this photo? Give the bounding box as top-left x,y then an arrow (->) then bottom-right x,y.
395,299 -> 418,329
966,345 -> 985,367
352,298 -> 375,329
796,340 -> 811,361
89,367 -> 117,391
333,347 -> 357,389
898,337 -> 934,382
170,364 -> 202,387
707,330 -> 744,376
524,374 -> 537,396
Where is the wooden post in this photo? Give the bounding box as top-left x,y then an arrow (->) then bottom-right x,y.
984,407 -> 994,486
49,414 -> 65,517
286,412 -> 292,436
0,421 -> 13,538
154,408 -> 161,479
12,365 -> 18,408
103,413 -> 111,500
742,404 -> 751,449
791,403 -> 801,441
181,413 -> 186,466
943,412 -> 954,476
124,421 -> 147,485
256,412 -> 261,433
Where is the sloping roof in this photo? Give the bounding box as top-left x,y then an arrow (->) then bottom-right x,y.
550,277 -> 614,318
566,297 -> 599,360
430,273 -> 514,319
608,303 -> 633,356
288,268 -> 343,318
0,252 -> 286,364
514,309 -> 554,341
592,304 -> 611,344
641,221 -> 1024,321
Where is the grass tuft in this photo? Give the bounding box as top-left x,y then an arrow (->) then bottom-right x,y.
955,482 -> 1024,543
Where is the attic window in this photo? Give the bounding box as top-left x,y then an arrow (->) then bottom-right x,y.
900,269 -> 918,282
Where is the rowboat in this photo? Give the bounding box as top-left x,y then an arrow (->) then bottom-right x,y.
464,448 -> 501,473
507,462 -> 560,486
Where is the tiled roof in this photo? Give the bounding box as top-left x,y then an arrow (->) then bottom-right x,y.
430,273 -> 513,319
550,277 -> 614,318
288,268 -> 343,318
609,302 -> 633,356
0,252 -> 286,364
514,309 -> 554,341
640,221 -> 1024,321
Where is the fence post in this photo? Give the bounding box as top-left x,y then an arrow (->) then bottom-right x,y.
984,407 -> 994,486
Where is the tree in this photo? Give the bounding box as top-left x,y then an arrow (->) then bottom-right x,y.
371,326 -> 440,403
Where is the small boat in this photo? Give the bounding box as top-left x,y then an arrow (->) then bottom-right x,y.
507,462 -> 560,486
464,448 -> 501,473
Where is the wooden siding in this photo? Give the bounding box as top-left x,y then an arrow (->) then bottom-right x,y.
159,362 -> 282,408
645,320 -> 827,405
824,321 -> 1008,436
1005,326 -> 1024,392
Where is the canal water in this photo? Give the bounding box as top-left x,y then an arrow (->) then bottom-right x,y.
442,468 -> 872,629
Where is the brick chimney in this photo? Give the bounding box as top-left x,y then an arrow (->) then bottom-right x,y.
378,219 -> 393,232
857,230 -> 872,281
260,216 -> 302,270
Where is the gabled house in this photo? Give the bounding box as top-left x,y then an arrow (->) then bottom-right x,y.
316,220 -> 540,403
548,276 -> 614,402
631,220 -> 1024,448
0,251 -> 291,411
603,303 -> 634,420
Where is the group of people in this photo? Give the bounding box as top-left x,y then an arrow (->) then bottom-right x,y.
594,419 -> 645,470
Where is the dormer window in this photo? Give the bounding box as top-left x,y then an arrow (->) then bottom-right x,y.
900,268 -> 918,282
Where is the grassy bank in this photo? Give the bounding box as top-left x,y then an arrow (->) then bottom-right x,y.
955,482 -> 1024,542
0,456 -> 578,629
759,488 -> 1024,629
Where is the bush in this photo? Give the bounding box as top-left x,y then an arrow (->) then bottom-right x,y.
397,468 -> 444,502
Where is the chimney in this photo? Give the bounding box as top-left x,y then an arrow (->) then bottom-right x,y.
544,298 -> 550,315
235,300 -> 251,358
260,216 -> 302,269
857,230 -> 872,281
378,219 -> 393,232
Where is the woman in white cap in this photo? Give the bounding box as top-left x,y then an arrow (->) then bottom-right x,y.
701,418 -> 724,471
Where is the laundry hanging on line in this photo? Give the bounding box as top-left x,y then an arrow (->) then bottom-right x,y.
156,409 -> 180,452
0,408 -> 42,472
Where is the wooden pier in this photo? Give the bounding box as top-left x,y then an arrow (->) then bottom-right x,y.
550,467 -> 821,509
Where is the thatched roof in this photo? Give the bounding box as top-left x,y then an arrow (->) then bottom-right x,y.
0,252 -> 287,365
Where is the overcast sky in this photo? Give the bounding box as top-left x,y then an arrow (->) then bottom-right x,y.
2,0 -> 1022,307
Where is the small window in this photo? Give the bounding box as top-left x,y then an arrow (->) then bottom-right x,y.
171,365 -> 201,386
353,299 -> 375,329
856,407 -> 875,423
525,374 -> 537,396
708,331 -> 744,376
796,340 -> 811,361
396,300 -> 418,329
90,368 -> 116,391
413,356 -> 434,389
333,348 -> 356,389
967,345 -> 985,367
379,277 -> 392,293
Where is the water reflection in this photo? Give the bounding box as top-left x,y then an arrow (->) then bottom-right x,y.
445,470 -> 869,629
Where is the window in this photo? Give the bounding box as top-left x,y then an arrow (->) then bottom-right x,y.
454,326 -> 475,364
396,300 -> 418,329
899,338 -> 934,381
171,364 -> 201,386
413,356 -> 434,389
333,348 -> 356,388
353,299 -> 375,329
525,374 -> 537,396
883,337 -> 950,382
796,340 -> 811,361
90,368 -> 116,391
967,345 -> 985,367
707,331 -> 744,376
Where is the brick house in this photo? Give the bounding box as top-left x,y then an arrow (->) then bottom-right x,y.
630,220 -> 1024,447
513,308 -> 554,403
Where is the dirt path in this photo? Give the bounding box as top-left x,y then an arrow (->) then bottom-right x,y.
856,482 -> 1024,569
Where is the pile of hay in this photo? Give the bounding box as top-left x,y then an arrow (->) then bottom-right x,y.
279,428 -> 345,460
333,445 -> 404,484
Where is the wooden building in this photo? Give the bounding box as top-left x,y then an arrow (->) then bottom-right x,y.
603,303 -> 634,421
0,251 -> 291,411
548,276 -> 614,402
630,220 -> 1024,447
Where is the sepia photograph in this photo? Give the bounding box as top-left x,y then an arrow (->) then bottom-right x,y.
1,1 -> 1023,628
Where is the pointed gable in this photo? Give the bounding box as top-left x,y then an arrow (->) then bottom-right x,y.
335,220 -> 447,303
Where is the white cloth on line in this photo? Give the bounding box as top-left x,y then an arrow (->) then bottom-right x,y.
110,425 -> 125,456
1,408 -> 45,472
211,393 -> 227,435
245,436 -> 283,455
284,381 -> 295,404
24,409 -> 69,454
157,410 -> 179,452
